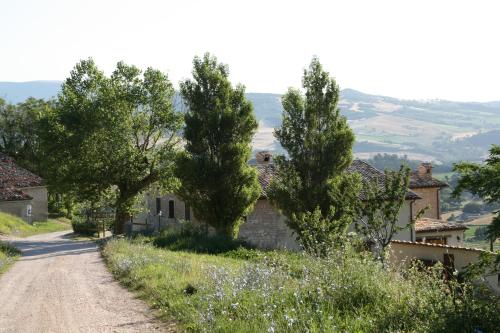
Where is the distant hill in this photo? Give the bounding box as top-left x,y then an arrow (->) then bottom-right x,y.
0,81 -> 61,103
1,81 -> 499,163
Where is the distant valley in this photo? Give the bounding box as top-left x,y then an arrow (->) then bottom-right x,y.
1,81 -> 499,163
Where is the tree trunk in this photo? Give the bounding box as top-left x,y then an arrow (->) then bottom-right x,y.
115,192 -> 134,235
114,208 -> 130,235
215,224 -> 237,239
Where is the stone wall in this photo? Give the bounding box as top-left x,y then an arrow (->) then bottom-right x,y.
411,187 -> 440,219
389,242 -> 499,294
239,200 -> 300,250
416,229 -> 465,246
0,200 -> 32,222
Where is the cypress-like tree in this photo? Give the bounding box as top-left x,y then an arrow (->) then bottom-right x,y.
176,53 -> 260,238
269,57 -> 361,248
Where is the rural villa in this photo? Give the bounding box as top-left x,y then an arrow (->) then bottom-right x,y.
132,151 -> 499,294
0,154 -> 48,222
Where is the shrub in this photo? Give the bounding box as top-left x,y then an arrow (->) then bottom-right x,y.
0,241 -> 21,257
71,216 -> 98,236
0,241 -> 20,273
474,226 -> 489,240
153,223 -> 251,254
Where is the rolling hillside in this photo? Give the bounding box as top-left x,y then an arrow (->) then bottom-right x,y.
1,81 -> 499,163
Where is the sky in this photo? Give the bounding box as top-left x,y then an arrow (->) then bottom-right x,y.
1,0 -> 500,101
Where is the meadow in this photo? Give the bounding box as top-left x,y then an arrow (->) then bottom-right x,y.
102,229 -> 500,333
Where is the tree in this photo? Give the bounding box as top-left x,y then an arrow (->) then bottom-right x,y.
486,216 -> 500,252
39,59 -> 183,234
463,202 -> 481,214
357,166 -> 425,261
269,57 -> 361,252
454,145 -> 500,251
0,97 -> 49,173
176,53 -> 260,238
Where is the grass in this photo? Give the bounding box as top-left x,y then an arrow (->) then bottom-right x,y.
103,232 -> 500,333
0,241 -> 21,274
464,225 -> 500,252
0,212 -> 71,238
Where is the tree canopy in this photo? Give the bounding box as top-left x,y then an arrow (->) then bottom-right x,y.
454,145 -> 500,251
39,59 -> 183,233
269,57 -> 361,251
176,53 -> 260,238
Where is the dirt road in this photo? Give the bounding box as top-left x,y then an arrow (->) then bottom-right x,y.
0,231 -> 175,333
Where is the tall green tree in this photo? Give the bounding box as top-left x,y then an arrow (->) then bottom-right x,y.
176,53 -> 260,238
454,145 -> 500,251
0,97 -> 49,173
39,59 -> 183,233
269,57 -> 361,250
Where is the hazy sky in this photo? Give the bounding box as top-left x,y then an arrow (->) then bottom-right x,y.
1,0 -> 499,101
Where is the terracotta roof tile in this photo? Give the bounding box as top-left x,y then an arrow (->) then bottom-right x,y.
0,154 -> 43,201
410,172 -> 448,189
255,159 -> 420,200
391,240 -> 489,254
415,218 -> 468,233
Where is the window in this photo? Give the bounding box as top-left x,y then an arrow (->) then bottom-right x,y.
169,200 -> 175,218
185,203 -> 191,220
156,198 -> 161,215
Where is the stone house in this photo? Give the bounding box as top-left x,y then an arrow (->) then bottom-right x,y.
0,154 -> 48,222
410,162 -> 447,220
389,163 -> 499,294
132,151 -> 421,250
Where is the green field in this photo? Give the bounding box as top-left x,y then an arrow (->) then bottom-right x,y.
102,233 -> 499,333
463,225 -> 500,252
0,212 -> 71,238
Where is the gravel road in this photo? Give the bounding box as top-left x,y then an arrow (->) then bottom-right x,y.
0,231 -> 175,333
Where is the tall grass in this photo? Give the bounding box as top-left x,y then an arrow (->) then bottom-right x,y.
103,238 -> 499,332
0,241 -> 21,274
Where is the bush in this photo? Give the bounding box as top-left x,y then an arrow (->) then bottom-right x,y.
153,223 -> 251,254
474,226 -> 489,240
0,241 -> 20,273
71,216 -> 98,236
0,241 -> 21,257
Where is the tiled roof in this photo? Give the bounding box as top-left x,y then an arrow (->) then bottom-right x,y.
347,160 -> 420,200
391,240 -> 488,254
255,159 -> 420,200
0,187 -> 32,201
415,218 -> 468,233
0,154 -> 43,201
0,154 -> 43,188
410,172 -> 448,189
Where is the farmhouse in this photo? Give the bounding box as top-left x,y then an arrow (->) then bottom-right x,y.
132,151 -> 421,249
0,154 -> 48,222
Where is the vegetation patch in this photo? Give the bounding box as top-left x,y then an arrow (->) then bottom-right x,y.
103,238 -> 499,333
152,225 -> 251,255
0,241 -> 21,274
0,212 -> 71,238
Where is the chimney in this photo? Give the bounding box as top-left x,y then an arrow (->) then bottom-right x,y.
256,151 -> 272,164
417,162 -> 432,178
